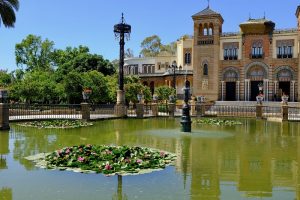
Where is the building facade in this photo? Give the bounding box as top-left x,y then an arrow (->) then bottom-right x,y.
125,5 -> 300,102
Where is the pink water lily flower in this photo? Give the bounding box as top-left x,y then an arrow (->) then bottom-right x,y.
65,148 -> 70,154
78,157 -> 85,162
105,163 -> 112,170
160,151 -> 165,157
136,159 -> 143,164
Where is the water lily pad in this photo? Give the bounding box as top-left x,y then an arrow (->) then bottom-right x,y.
17,120 -> 93,129
25,145 -> 176,176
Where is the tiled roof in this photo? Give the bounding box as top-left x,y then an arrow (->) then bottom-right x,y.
192,6 -> 221,17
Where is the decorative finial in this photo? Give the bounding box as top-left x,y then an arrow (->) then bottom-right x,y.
263,11 -> 266,19
249,13 -> 251,20
121,13 -> 124,23
207,0 -> 210,8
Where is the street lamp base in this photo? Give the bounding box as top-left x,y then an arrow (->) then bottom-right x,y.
116,90 -> 125,105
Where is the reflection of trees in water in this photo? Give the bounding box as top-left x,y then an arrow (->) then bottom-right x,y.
0,187 -> 12,200
0,131 -> 9,170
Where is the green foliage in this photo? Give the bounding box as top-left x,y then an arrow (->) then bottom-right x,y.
63,70 -> 83,104
43,145 -> 176,175
82,71 -> 109,103
0,0 -> 19,28
155,86 -> 175,102
0,70 -> 12,87
18,120 -> 93,129
53,45 -> 115,76
140,35 -> 162,57
124,76 -> 151,103
196,118 -> 243,126
15,34 -> 55,71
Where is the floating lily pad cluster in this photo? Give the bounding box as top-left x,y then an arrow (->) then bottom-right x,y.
44,145 -> 176,175
196,118 -> 242,126
18,120 -> 93,129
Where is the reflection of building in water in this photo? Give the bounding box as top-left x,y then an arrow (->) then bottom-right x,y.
174,121 -> 300,199
0,132 -> 9,170
190,139 -> 220,200
0,187 -> 12,200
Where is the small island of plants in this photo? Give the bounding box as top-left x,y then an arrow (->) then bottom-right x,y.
26,145 -> 176,176
196,118 -> 242,126
17,120 -> 93,129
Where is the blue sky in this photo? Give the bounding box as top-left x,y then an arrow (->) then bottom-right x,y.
0,0 -> 299,71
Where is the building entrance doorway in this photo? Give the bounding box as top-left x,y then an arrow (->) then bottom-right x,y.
225,82 -> 236,101
278,82 -> 290,98
250,81 -> 261,101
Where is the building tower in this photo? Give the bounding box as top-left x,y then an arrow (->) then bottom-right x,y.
192,6 -> 224,101
296,6 -> 300,101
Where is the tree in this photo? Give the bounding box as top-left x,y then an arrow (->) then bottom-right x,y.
155,86 -> 175,103
140,35 -> 162,57
0,0 -> 19,28
15,34 -> 55,71
125,48 -> 134,58
53,46 -> 115,79
161,41 -> 177,55
124,75 -> 151,103
82,71 -> 109,104
0,70 -> 11,87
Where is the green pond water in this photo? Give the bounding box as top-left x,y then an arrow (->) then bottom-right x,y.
0,118 -> 300,200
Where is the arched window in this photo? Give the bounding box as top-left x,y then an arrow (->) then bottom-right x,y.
208,28 -> 213,36
203,64 -> 208,76
185,52 -> 191,64
199,24 -> 203,36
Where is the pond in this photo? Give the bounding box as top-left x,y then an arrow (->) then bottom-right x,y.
0,118 -> 299,200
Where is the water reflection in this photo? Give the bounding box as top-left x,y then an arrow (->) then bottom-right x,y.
7,119 -> 300,199
0,131 -> 9,170
0,187 -> 12,200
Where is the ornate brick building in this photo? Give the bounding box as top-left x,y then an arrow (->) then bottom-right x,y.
125,5 -> 300,102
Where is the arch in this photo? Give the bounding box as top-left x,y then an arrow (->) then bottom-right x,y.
274,66 -> 295,81
198,24 -> 203,36
208,23 -> 214,35
203,23 -> 208,36
222,67 -> 239,81
245,62 -> 269,80
150,81 -> 155,95
185,52 -> 191,64
186,80 -> 191,88
203,64 -> 208,76
143,81 -> 148,86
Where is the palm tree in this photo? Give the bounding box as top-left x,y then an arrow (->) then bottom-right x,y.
0,0 -> 19,28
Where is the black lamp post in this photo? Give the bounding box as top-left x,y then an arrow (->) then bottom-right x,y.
114,13 -> 131,104
170,61 -> 177,90
181,78 -> 192,132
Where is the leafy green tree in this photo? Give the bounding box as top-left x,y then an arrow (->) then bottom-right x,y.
105,74 -> 118,103
155,86 -> 175,103
82,70 -> 109,103
53,46 -> 115,78
15,34 -> 55,71
63,70 -> 83,104
140,35 -> 162,57
161,42 -> 177,55
0,0 -> 19,28
9,70 -> 57,103
0,70 -> 11,87
124,75 -> 151,103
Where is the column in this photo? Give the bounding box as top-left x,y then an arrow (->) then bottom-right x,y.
237,81 -> 240,101
221,81 -> 224,101
274,81 -> 278,101
292,80 -> 296,102
247,80 -> 250,101
244,79 -> 248,101
245,79 -> 250,101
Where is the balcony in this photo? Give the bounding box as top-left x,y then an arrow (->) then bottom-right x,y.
224,56 -> 238,61
249,53 -> 264,59
277,54 -> 293,59
197,36 -> 214,45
